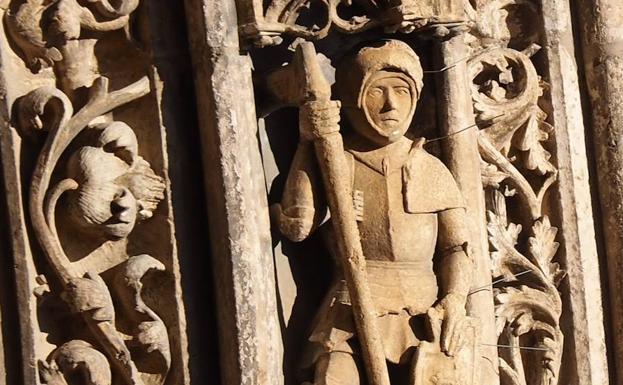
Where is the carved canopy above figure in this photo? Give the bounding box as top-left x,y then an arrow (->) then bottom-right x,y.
237,0 -> 472,46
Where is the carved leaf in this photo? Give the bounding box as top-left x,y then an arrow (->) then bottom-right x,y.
488,211 -> 523,280
512,107 -> 556,175
528,216 -> 564,287
495,286 -> 559,338
115,255 -> 171,378
481,161 -> 510,189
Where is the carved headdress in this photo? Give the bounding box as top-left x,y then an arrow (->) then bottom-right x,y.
336,40 -> 423,136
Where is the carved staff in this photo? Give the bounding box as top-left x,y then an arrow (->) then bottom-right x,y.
292,42 -> 391,385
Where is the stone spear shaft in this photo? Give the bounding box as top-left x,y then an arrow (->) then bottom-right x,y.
294,42 -> 391,385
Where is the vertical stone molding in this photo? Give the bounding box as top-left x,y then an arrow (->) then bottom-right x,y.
183,0 -> 283,384
575,1 -> 623,383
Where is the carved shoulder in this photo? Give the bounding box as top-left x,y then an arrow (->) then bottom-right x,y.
402,149 -> 465,213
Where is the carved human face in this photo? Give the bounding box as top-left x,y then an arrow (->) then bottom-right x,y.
357,71 -> 417,145
69,147 -> 139,240
66,122 -> 164,241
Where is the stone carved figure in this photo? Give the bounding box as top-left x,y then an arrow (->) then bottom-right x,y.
273,40 -> 478,385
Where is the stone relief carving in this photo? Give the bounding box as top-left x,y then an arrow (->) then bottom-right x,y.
468,2 -> 564,384
5,0 -> 138,93
245,0 -> 565,384
1,1 -> 185,384
17,77 -> 171,385
270,40 -> 479,385
238,0 -> 472,46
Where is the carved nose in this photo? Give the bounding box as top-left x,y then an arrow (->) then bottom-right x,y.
382,89 -> 398,112
111,188 -> 133,219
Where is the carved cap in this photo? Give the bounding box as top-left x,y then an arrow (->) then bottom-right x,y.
336,40 -> 423,110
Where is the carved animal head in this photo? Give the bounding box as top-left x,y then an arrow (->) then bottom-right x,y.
65,121 -> 165,240
336,40 -> 423,146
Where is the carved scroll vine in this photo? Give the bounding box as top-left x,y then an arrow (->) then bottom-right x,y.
237,0 -> 475,46
15,76 -> 171,385
468,2 -> 564,385
5,0 -> 175,383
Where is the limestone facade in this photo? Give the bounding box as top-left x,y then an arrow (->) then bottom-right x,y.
0,0 -> 620,384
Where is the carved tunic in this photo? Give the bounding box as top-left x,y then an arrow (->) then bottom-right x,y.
308,137 -> 466,364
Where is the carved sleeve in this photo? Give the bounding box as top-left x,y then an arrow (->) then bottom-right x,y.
272,141 -> 326,242
436,207 -> 474,300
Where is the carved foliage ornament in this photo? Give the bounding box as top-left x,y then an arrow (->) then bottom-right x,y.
237,0 -> 476,46
19,76 -> 171,385
5,0 -> 138,91
4,0 -> 175,384
467,2 -> 564,385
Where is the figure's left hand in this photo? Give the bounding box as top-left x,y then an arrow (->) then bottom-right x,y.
430,293 -> 468,357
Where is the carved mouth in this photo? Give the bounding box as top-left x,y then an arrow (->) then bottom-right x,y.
105,215 -> 132,225
379,112 -> 401,123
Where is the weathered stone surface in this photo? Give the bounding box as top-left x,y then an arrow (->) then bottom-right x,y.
0,0 -> 618,384
576,1 -> 623,383
0,0 -> 192,384
540,1 -> 610,384
183,0 -> 283,384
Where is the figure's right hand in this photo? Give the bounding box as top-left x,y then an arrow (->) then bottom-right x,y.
63,272 -> 114,322
299,100 -> 341,142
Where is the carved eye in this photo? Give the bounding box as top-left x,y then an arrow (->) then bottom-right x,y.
395,87 -> 410,96
368,87 -> 383,98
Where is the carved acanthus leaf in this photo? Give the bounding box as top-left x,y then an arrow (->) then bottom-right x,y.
481,160 -> 511,189
495,285 -> 559,337
114,254 -> 171,381
512,108 -> 556,175
528,217 -> 564,288
488,210 -> 522,280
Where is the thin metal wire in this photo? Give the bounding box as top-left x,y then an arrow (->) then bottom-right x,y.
468,269 -> 533,296
481,343 -> 549,352
425,123 -> 477,144
422,55 -> 471,74
424,113 -> 506,145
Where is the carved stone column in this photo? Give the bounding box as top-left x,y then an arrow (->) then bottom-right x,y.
575,1 -> 623,383
540,1 -> 610,383
434,31 -> 499,385
183,0 -> 284,384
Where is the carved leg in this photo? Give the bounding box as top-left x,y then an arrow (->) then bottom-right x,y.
314,352 -> 361,385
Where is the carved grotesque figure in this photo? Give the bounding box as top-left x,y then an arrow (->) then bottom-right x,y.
274,40 -> 474,384
66,121 -> 165,240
